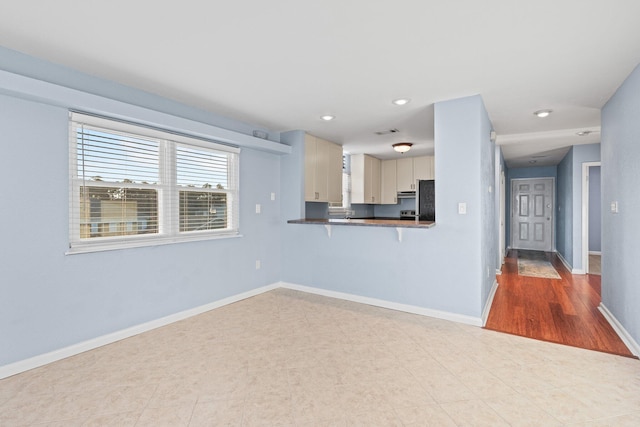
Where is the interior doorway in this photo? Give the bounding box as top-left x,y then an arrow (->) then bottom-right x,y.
582,162 -> 602,275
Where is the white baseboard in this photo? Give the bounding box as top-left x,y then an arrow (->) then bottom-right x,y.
598,303 -> 640,358
482,280 -> 499,327
279,282 -> 483,327
1,281 -> 493,379
0,283 -> 280,380
589,251 -> 602,255
555,251 -> 585,274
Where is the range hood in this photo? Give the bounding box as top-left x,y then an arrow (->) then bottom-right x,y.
397,191 -> 416,199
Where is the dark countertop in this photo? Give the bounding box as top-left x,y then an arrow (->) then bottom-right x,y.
287,218 -> 435,228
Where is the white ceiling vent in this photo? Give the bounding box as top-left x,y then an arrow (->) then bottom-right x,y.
374,128 -> 399,136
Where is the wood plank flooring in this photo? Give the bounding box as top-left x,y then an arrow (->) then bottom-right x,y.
485,249 -> 635,358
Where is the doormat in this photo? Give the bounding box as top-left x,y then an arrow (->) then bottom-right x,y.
517,250 -> 561,279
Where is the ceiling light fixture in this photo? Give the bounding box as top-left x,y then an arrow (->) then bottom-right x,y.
392,98 -> 410,106
320,115 -> 335,121
576,130 -> 592,136
533,109 -> 552,118
392,142 -> 413,153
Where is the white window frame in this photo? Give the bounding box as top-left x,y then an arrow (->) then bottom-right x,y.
68,112 -> 240,254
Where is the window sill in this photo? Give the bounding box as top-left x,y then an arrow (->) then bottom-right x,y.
66,232 -> 242,255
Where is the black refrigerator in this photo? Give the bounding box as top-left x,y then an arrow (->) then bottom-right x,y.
416,179 -> 435,221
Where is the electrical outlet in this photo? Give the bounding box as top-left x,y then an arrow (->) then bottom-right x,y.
255,204 -> 261,214
255,260 -> 261,270
458,202 -> 467,215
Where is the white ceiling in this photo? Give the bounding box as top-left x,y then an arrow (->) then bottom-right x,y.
1,1 -> 639,166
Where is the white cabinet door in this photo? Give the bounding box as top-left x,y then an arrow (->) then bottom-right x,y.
370,156 -> 381,204
304,134 -> 317,201
351,154 -> 381,204
396,157 -> 414,191
326,141 -> 343,204
381,159 -> 397,204
413,156 -> 432,181
305,134 -> 342,203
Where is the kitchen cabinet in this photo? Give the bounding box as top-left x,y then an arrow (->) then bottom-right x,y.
396,156 -> 434,191
351,154 -> 381,204
381,159 -> 398,204
305,134 -> 342,203
414,156 -> 434,180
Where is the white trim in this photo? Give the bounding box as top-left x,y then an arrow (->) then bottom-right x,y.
582,162 -> 601,275
598,303 -> 640,357
482,280 -> 499,326
589,251 -> 602,255
0,283 -> 279,380
279,282 -> 483,327
495,269 -> 502,275
556,251 -> 586,274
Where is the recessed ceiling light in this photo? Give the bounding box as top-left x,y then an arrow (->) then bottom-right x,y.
533,109 -> 552,118
320,115 -> 335,121
528,160 -> 537,164
392,98 -> 410,106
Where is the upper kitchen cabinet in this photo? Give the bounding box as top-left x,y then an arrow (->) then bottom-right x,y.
396,156 -> 434,191
381,159 -> 397,204
305,134 -> 342,203
351,154 -> 381,204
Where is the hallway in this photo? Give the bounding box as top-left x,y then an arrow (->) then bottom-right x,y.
485,250 -> 635,358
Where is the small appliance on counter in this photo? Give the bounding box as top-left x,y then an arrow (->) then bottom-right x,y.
399,209 -> 416,219
416,179 -> 435,221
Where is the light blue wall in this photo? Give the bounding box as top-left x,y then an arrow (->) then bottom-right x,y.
601,63 -> 640,346
570,144 -> 601,270
505,166 -> 558,250
588,166 -> 601,252
556,144 -> 602,270
480,102 -> 497,305
556,149 -> 573,263
0,52 -> 283,366
281,95 -> 495,319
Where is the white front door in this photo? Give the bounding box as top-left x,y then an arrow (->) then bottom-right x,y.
511,178 -> 554,251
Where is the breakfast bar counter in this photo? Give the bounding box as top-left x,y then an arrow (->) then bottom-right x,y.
287,218 -> 435,229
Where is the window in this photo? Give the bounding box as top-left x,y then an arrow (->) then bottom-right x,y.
328,154 -> 352,215
69,112 -> 239,253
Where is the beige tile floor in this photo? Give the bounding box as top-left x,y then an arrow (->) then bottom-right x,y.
1,288 -> 639,426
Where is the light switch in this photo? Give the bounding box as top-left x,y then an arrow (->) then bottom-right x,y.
255,204 -> 261,214
271,192 -> 276,201
458,202 -> 467,215
610,201 -> 619,213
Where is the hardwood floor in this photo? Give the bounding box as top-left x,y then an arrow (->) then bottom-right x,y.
485,249 -> 635,358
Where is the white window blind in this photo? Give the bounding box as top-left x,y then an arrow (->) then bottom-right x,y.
69,112 -> 240,253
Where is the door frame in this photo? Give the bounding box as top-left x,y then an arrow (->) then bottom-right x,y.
510,177 -> 556,251
581,161 -> 601,274
499,170 -> 506,264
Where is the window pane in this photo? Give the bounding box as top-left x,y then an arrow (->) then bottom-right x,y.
177,145 -> 228,189
180,191 -> 227,232
77,128 -> 160,184
80,186 -> 158,238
